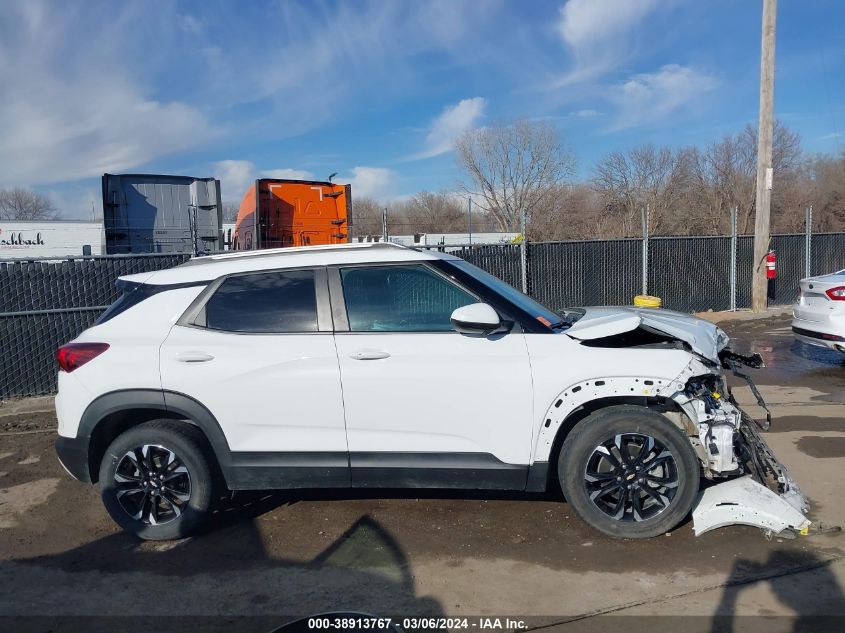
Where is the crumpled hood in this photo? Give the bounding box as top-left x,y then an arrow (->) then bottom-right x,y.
564,306 -> 729,362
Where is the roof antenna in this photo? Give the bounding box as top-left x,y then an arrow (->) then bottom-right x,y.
328,172 -> 337,183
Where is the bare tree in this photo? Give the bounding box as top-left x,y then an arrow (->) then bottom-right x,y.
456,120 -> 576,233
801,154 -> 845,232
403,191 -> 465,233
592,144 -> 695,237
0,187 -> 59,220
349,196 -> 384,238
590,122 -> 804,238
697,121 -> 801,234
528,183 -> 608,241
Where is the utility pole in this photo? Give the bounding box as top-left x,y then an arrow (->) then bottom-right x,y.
752,0 -> 777,312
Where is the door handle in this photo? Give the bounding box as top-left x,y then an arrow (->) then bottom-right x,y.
349,350 -> 391,361
175,351 -> 215,363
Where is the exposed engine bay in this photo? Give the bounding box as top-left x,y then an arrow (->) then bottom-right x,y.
562,306 -> 812,537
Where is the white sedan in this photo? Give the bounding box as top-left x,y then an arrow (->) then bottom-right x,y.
792,269 -> 845,352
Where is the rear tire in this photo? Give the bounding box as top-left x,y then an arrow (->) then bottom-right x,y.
558,405 -> 700,539
99,420 -> 217,540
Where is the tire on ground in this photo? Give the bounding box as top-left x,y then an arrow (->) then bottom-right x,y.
558,405 -> 700,539
98,419 -> 217,540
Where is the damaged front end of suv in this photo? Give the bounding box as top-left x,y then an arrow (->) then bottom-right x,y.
564,307 -> 811,538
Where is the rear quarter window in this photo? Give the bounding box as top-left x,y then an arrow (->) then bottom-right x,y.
96,282 -> 154,324
97,279 -> 212,325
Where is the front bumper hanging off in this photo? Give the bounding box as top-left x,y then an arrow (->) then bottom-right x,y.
693,421 -> 810,537
692,354 -> 811,537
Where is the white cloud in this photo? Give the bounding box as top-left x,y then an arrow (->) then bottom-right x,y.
0,1 -> 499,189
179,14 -> 202,34
340,167 -> 396,200
555,0 -> 661,85
0,89 -> 209,187
609,64 -> 718,130
214,163 -> 325,202
213,160 -> 255,203
190,2 -> 497,144
818,132 -> 842,141
44,185 -> 103,220
261,168 -> 316,180
570,109 -> 601,118
413,97 -> 488,160
0,3 -> 212,187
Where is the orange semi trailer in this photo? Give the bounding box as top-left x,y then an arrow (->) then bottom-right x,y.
232,178 -> 351,250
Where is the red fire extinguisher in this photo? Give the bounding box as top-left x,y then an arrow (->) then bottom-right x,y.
766,250 -> 777,279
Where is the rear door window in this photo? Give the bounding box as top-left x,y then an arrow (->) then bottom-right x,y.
205,269 -> 318,333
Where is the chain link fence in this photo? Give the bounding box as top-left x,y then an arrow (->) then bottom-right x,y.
3,232 -> 845,399
526,239 -> 642,311
431,232 -> 845,314
1,254 -> 189,399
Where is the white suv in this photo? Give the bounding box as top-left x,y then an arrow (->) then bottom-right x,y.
55,243 -> 806,540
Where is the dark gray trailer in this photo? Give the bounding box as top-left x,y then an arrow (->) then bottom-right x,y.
102,173 -> 223,255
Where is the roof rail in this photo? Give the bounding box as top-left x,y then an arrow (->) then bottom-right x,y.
186,241 -> 408,264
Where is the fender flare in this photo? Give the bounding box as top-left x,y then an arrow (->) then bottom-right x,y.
78,388 -> 233,478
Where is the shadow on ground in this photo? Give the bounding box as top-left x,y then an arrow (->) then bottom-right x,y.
2,494 -> 443,629
712,549 -> 845,633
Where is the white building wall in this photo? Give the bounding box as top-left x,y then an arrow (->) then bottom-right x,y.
221,222 -> 237,250
0,221 -> 105,259
371,233 -> 519,246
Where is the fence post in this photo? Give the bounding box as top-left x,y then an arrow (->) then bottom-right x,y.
730,206 -> 738,311
467,197 -> 473,246
641,205 -> 649,296
381,207 -> 388,242
520,208 -> 528,294
805,206 -> 813,277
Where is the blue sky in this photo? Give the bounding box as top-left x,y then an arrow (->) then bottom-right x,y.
1,0 -> 843,219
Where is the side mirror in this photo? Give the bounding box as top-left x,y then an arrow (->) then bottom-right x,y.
450,303 -> 502,335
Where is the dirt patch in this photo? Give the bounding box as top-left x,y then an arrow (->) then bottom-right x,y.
1,411 -> 57,434
0,478 -> 60,528
795,436 -> 845,459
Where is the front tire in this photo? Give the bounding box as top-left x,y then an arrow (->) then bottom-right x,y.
558,405 -> 700,539
99,420 -> 217,540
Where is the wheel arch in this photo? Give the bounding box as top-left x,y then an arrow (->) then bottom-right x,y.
531,375 -> 699,492
80,389 -> 231,484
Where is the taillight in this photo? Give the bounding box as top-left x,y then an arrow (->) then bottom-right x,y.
56,343 -> 109,372
825,286 -> 845,301
820,332 -> 845,341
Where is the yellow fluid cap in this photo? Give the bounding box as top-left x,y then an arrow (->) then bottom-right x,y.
633,295 -> 662,308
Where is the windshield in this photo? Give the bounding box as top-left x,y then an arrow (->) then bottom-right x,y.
446,259 -> 563,327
